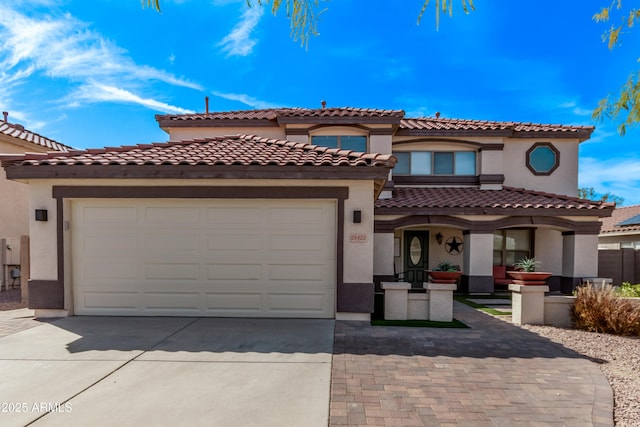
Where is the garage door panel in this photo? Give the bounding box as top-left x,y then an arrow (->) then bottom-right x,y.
206,207 -> 263,224
78,206 -> 138,223
82,291 -> 139,310
144,234 -> 200,252
206,264 -> 262,281
72,199 -> 336,318
144,207 -> 200,224
204,293 -> 263,311
83,262 -> 139,280
142,292 -> 201,311
267,293 -> 328,313
206,234 -> 262,251
144,263 -> 200,280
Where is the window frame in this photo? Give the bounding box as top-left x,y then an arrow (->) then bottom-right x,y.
492,228 -> 534,267
310,135 -> 368,152
526,142 -> 560,176
393,150 -> 477,176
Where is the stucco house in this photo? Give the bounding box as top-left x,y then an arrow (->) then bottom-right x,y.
0,107 -> 614,319
599,205 -> 640,249
0,113 -> 70,290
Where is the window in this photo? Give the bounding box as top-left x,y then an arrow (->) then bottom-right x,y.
526,142 -> 559,175
311,135 -> 367,152
393,151 -> 476,175
493,229 -> 532,266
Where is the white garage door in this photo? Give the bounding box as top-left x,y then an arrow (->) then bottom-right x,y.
71,199 -> 336,318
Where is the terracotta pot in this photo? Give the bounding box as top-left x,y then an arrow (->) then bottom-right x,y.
427,270 -> 462,284
506,271 -> 552,285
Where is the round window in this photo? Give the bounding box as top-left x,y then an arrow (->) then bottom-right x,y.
526,143 -> 559,175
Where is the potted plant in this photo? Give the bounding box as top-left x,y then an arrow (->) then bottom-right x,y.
507,257 -> 552,285
427,261 -> 462,284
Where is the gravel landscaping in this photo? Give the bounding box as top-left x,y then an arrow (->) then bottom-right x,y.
0,288 -> 26,311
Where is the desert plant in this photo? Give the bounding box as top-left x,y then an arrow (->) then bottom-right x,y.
617,282 -> 640,298
432,261 -> 458,272
512,257 -> 540,272
570,283 -> 640,336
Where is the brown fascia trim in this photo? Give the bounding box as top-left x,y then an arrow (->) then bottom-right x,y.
395,129 -> 513,138
156,118 -> 279,128
53,185 -> 350,200
374,214 -> 603,234
286,124 -> 395,136
277,116 -> 402,125
393,175 -> 480,185
374,206 -> 612,218
6,164 -> 392,181
514,130 -> 593,141
479,174 -> 505,184
392,138 -> 504,150
392,175 -> 504,185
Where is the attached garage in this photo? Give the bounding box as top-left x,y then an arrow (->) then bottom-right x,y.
2,134 -> 394,319
72,198 -> 337,318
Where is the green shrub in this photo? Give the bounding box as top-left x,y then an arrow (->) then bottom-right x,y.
617,282 -> 640,298
570,284 -> 640,336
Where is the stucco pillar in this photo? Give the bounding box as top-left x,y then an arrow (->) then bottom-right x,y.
381,282 -> 410,320
561,232 -> 599,294
373,233 -> 395,277
534,228 -> 563,292
509,284 -> 549,325
462,231 -> 494,293
425,283 -> 456,322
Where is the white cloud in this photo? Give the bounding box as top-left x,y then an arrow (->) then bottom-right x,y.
579,156 -> 640,205
69,84 -> 196,115
0,5 -> 199,119
212,90 -> 280,109
218,6 -> 264,56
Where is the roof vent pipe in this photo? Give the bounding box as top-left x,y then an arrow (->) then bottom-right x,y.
2,112 -> 7,122
205,96 -> 209,115
321,100 -> 326,109
435,111 -> 440,118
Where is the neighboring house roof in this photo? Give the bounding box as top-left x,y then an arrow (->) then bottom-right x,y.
375,187 -> 613,216
1,135 -> 395,186
600,205 -> 640,235
156,107 -> 594,140
0,121 -> 71,152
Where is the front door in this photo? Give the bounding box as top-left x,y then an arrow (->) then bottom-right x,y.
404,230 -> 429,288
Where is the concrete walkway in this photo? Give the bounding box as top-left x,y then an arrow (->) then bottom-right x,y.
0,317 -> 333,427
330,301 -> 613,426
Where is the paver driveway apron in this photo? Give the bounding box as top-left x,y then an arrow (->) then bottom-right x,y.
0,316 -> 334,427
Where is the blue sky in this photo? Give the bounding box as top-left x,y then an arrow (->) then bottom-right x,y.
1,0 -> 640,204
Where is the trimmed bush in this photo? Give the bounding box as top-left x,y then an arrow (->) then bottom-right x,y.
618,282 -> 640,298
570,284 -> 640,336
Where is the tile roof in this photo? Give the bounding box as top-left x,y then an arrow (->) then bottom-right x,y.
600,205 -> 640,234
0,121 -> 71,152
2,134 -> 395,168
157,107 -> 405,124
375,187 -> 613,212
398,117 -> 594,139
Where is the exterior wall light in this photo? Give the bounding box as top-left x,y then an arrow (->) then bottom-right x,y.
353,210 -> 362,223
435,232 -> 444,245
35,209 -> 48,222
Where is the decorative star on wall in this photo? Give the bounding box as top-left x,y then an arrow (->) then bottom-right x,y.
445,236 -> 463,254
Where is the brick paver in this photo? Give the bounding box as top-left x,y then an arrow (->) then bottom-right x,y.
0,308 -> 42,338
330,301 -> 613,427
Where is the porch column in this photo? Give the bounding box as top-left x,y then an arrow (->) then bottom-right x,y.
462,231 -> 494,293
561,232 -> 599,294
373,232 -> 396,317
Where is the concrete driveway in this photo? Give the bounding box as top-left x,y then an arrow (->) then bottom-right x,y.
0,316 -> 334,427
